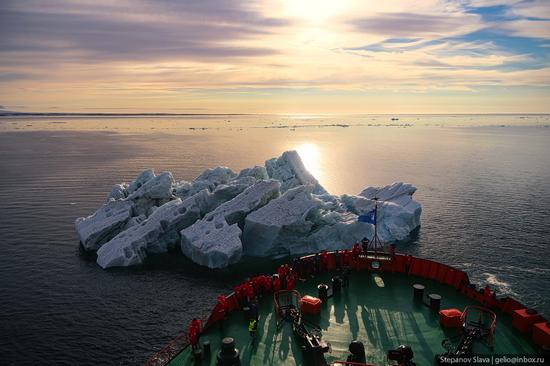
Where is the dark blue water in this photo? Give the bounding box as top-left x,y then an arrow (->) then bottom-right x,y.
1,116 -> 549,365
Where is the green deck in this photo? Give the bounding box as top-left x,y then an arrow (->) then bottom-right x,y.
168,271 -> 537,365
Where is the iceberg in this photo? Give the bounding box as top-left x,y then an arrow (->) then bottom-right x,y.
243,186 -> 388,257
127,169 -> 155,194
180,218 -> 243,269
107,183 -> 128,201
265,150 -> 326,194
180,180 -> 281,268
96,195 -> 202,268
75,150 -> 422,269
75,200 -> 134,251
176,167 -> 237,198
243,185 -> 322,256
75,170 -> 174,250
358,182 -> 421,239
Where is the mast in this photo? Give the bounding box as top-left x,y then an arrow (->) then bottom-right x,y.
370,197 -> 383,252
374,198 -> 378,250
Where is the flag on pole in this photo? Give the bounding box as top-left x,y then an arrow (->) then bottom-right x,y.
358,209 -> 376,224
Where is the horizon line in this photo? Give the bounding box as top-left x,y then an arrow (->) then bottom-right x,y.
1,111 -> 550,117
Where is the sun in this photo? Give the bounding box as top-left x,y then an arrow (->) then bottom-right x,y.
281,0 -> 350,23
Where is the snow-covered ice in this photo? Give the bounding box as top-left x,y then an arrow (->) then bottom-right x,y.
107,183 -> 128,201
75,170 -> 174,251
180,180 -> 280,268
76,151 -> 422,269
97,196 -> 202,268
75,200 -> 134,251
265,150 -> 326,194
243,185 -> 322,256
242,185 -> 403,257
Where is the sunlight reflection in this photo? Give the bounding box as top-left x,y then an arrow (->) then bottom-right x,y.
296,143 -> 323,184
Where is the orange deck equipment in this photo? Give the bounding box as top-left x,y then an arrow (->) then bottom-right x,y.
300,295 -> 322,316
439,308 -> 463,328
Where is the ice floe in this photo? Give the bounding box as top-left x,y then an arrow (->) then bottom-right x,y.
76,151 -> 421,268
180,180 -> 280,268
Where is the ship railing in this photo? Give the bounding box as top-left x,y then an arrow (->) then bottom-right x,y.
143,310 -> 213,366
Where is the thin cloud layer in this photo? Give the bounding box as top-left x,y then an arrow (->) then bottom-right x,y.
0,0 -> 284,62
0,0 -> 548,113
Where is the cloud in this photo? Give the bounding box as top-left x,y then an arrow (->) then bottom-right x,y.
504,0 -> 550,19
385,38 -> 423,44
0,0 -> 549,113
349,12 -> 482,38
0,0 -> 287,63
0,72 -> 36,82
463,0 -> 550,39
500,19 -> 550,39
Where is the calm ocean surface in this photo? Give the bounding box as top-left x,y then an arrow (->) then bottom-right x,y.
1,114 -> 549,365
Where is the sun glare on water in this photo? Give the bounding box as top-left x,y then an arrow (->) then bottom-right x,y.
296,143 -> 324,184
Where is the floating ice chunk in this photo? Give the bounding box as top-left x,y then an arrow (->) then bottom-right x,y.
176,167 -> 264,203
76,150 -> 422,269
127,169 -> 155,194
242,185 -> 367,256
243,185 -> 322,257
237,165 -> 268,181
186,180 -> 213,197
376,200 -> 421,241
76,170 -> 174,251
265,150 -> 326,194
243,181 -> 421,257
107,183 -> 128,201
127,171 -> 174,201
96,196 -> 202,268
75,200 -> 133,251
203,177 -> 257,213
208,180 -> 280,225
340,194 -> 376,215
180,218 -> 242,269
359,182 -> 417,203
358,182 -> 421,241
127,171 -> 174,216
175,167 -> 238,199
180,180 -> 281,268
124,214 -> 146,229
194,166 -> 236,187
176,176 -> 260,215
308,215 -> 373,252
174,180 -> 192,198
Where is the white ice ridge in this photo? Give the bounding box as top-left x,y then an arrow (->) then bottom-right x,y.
96,196 -> 202,268
75,151 -> 422,268
180,180 -> 280,269
266,150 -> 326,194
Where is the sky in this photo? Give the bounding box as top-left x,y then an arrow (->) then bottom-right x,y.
0,0 -> 549,114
